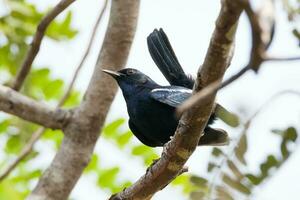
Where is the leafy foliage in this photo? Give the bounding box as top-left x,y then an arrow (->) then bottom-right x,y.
0,0 -> 79,198
187,123 -> 299,200
281,0 -> 300,45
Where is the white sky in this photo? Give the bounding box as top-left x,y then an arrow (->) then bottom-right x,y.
3,0 -> 300,199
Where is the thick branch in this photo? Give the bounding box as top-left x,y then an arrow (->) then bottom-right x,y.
12,0 -> 76,91
27,1 -> 140,200
0,85 -> 69,129
110,1 -> 245,200
0,0 -> 109,180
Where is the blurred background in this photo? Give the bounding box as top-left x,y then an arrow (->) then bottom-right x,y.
0,0 -> 300,199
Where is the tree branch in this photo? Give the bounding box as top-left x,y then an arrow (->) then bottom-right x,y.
265,56 -> 300,62
12,0 -> 77,91
27,1 -> 140,199
109,1 -> 245,199
176,0 -> 299,114
177,65 -> 251,115
0,0 -> 109,181
0,85 -> 69,129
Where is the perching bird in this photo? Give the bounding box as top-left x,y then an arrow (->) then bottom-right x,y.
103,68 -> 228,147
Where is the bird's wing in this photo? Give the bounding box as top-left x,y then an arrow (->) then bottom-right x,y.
147,28 -> 194,88
150,87 -> 192,107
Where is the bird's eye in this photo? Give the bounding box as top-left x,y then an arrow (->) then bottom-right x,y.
127,69 -> 135,75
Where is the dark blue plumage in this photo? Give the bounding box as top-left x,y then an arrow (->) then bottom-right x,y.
102,28 -> 228,147
103,68 -> 228,147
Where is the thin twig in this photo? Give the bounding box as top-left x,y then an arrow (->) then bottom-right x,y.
177,65 -> 251,115
0,0 -> 108,181
12,0 -> 77,91
0,128 -> 44,181
265,56 -> 300,62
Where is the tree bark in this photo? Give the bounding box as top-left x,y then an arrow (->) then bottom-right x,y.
0,85 -> 69,129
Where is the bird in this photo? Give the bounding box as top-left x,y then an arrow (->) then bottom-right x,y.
103,68 -> 228,147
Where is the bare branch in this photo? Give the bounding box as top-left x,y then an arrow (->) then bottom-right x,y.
177,65 -> 251,115
12,0 -> 77,91
27,1 -> 140,199
110,1 -> 245,199
265,56 -> 300,62
176,1 -> 298,115
0,85 -> 69,129
0,1 -> 109,181
244,0 -> 276,71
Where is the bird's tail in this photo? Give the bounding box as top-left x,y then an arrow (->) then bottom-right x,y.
198,127 -> 229,146
147,28 -> 194,88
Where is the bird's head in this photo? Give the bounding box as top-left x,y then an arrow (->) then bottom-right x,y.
102,68 -> 158,97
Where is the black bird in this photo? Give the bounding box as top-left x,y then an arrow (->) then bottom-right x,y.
103,68 -> 228,147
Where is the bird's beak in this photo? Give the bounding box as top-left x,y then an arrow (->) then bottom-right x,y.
102,69 -> 122,79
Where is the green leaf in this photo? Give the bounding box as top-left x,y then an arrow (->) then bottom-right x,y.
172,174 -> 197,194
207,162 -> 218,172
245,174 -> 262,185
0,181 -> 25,200
131,145 -> 159,165
216,105 -> 240,127
131,145 -> 149,155
103,118 -> 125,137
43,79 -> 64,100
216,186 -> 234,200
97,167 -> 120,188
0,119 -> 10,133
260,155 -> 278,177
190,176 -> 208,188
235,133 -> 248,165
212,147 -> 223,157
284,127 -> 297,141
227,160 -> 243,181
42,129 -> 63,149
116,131 -> 132,148
84,154 -> 99,173
190,191 -> 205,200
5,135 -> 22,154
62,90 -> 80,107
222,174 -> 251,195
46,12 -> 78,40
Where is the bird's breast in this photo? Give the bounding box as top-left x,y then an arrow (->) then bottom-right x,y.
126,93 -> 178,144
